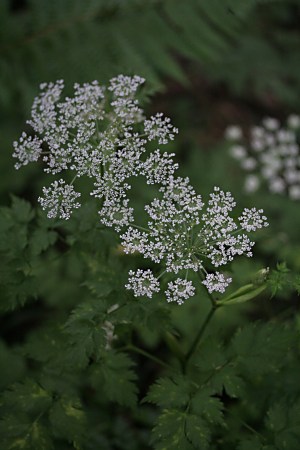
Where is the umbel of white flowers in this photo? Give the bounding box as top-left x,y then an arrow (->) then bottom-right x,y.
13,75 -> 268,304
225,115 -> 300,200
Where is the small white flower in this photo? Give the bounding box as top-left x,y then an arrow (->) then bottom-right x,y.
239,208 -> 269,232
202,272 -> 232,294
165,279 -> 195,305
111,97 -> 144,124
13,132 -> 43,169
241,157 -> 257,171
144,113 -> 178,145
277,129 -> 295,144
230,145 -> 247,160
251,126 -> 265,140
28,80 -> 64,133
140,150 -> 178,185
38,179 -> 81,220
269,177 -> 286,193
251,138 -> 265,152
125,269 -> 160,298
108,74 -> 145,97
99,199 -> 134,232
244,174 -> 260,193
289,184 -> 300,200
287,114 -> 300,129
262,117 -> 280,131
225,125 -> 243,141
121,227 -> 148,254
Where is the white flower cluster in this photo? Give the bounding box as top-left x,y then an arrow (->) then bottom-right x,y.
125,269 -> 160,298
14,75 -> 268,304
202,272 -> 232,294
38,179 -> 81,220
13,75 -> 178,224
225,115 -> 300,200
166,279 -> 196,305
122,184 -> 268,301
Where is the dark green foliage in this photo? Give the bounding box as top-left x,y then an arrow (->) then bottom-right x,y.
0,197 -> 57,311
267,262 -> 300,298
143,320 -> 299,449
0,0 -> 245,107
1,0 -> 300,120
90,352 -> 138,408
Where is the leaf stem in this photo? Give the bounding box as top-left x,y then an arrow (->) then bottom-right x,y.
126,344 -> 171,370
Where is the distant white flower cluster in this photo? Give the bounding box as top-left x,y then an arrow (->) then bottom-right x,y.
225,115 -> 300,200
14,75 -> 268,303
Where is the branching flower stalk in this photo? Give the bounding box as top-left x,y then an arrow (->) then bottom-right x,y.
13,75 -> 268,305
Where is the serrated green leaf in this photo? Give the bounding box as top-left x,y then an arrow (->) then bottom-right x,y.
145,375 -> 190,409
267,263 -> 291,297
90,352 -> 138,408
63,299 -> 108,368
152,409 -> 210,450
152,409 -> 192,450
266,399 -> 300,449
10,196 -> 34,224
191,388 -> 224,425
192,338 -> 243,397
231,322 -> 293,376
185,414 -> 210,450
29,228 -> 57,256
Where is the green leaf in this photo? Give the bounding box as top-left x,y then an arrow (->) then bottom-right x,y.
0,380 -> 52,416
29,228 -> 57,256
231,322 -> 293,376
0,341 -> 26,390
145,375 -> 190,409
90,352 -> 138,408
63,299 -> 108,368
192,338 -> 244,397
10,196 -> 34,224
191,388 -> 224,425
266,399 -> 300,449
267,262 -> 291,297
49,396 -> 86,442
184,414 -> 210,450
292,275 -> 300,295
152,409 -> 192,450
0,415 -> 54,450
152,409 -> 210,450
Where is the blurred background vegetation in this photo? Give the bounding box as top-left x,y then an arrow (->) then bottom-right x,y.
1,1 -> 300,448
2,0 -> 300,267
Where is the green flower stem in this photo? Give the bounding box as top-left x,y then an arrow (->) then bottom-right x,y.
70,174 -> 78,185
196,269 -> 217,308
129,223 -> 150,233
126,344 -> 171,370
182,303 -> 218,373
